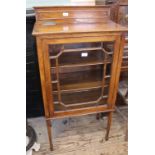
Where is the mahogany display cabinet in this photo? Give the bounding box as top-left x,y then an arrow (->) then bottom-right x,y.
33,6 -> 127,150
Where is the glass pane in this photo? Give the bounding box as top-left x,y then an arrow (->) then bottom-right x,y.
48,41 -> 114,111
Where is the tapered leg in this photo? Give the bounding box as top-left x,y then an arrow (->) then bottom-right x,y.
96,113 -> 101,120
105,112 -> 112,141
46,120 -> 53,151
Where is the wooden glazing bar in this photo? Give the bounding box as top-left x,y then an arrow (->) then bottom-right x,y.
49,47 -> 102,59
51,80 -> 58,84
49,45 -> 112,59
55,58 -> 62,105
123,50 -> 128,54
62,46 -> 102,53
53,83 -> 109,94
101,64 -> 107,96
121,66 -> 128,72
106,52 -> 113,55
49,50 -> 63,59
101,42 -> 109,96
53,95 -> 108,107
105,75 -> 111,78
102,47 -> 110,55
123,56 -> 128,59
124,45 -> 128,49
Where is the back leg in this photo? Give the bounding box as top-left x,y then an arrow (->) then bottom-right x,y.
105,112 -> 112,141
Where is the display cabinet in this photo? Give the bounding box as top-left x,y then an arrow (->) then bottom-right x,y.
33,6 -> 127,150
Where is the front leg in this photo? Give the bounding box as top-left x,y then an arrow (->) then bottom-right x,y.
46,120 -> 53,151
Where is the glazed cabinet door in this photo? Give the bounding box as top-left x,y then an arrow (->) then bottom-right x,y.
41,36 -> 121,115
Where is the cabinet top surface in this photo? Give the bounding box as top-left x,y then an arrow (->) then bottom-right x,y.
33,20 -> 127,36
33,6 -> 128,36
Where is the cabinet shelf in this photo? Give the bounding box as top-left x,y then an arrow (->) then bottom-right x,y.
53,80 -> 110,94
51,59 -> 112,69
51,66 -> 111,92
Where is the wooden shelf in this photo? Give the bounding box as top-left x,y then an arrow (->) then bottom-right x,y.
52,65 -> 111,91
51,61 -> 112,74
51,59 -> 112,69
53,80 -> 110,93
121,66 -> 128,72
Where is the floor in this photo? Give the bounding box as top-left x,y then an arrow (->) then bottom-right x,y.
28,111 -> 128,155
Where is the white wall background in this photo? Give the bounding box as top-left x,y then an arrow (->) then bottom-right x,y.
26,0 -> 70,9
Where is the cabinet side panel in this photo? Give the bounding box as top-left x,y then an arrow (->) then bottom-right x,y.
36,37 -> 50,117
42,41 -> 54,117
111,34 -> 125,108
107,35 -> 121,107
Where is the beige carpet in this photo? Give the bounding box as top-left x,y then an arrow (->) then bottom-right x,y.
28,111 -> 128,155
